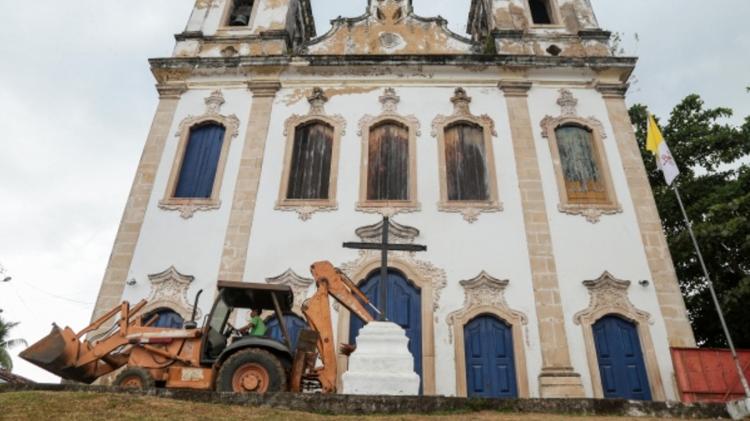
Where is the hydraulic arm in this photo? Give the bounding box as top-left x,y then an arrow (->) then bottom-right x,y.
299,261 -> 376,393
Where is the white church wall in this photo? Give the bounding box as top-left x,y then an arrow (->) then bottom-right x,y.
242,82 -> 543,396
527,85 -> 677,400
122,88 -> 253,319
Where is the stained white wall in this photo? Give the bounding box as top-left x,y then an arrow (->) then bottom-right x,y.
123,87 -> 253,320
117,67 -> 679,400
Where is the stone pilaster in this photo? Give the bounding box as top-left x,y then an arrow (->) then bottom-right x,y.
499,81 -> 585,398
91,83 -> 186,321
596,82 -> 696,347
218,81 -> 281,282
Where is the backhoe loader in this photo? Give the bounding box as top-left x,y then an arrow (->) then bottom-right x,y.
20,261 -> 375,393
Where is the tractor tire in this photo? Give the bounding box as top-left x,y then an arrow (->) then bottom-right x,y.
113,367 -> 155,390
216,348 -> 286,393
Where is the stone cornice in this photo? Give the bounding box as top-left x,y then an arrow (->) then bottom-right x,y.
595,82 -> 630,99
149,55 -> 637,84
498,81 -> 533,97
247,81 -> 282,97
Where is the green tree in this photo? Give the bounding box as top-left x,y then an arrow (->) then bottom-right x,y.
0,316 -> 27,371
629,95 -> 750,347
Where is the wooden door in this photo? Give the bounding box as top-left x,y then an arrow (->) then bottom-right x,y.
464,315 -> 518,398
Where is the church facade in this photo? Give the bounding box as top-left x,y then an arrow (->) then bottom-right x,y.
91,0 -> 696,400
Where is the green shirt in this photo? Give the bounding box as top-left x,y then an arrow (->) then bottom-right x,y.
249,315 -> 267,337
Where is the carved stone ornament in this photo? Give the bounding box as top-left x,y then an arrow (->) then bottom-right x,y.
574,272 -> 652,326
446,272 -> 527,342
266,269 -> 314,313
356,88 -> 421,217
540,89 -> 622,223
276,87 -> 346,221
159,90 -> 240,219
141,266 -> 201,322
372,0 -> 410,25
338,219 -> 446,313
431,88 -> 502,223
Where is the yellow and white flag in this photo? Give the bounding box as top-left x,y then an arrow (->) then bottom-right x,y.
646,113 -> 680,185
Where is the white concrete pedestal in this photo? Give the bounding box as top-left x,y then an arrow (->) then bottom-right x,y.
341,321 -> 420,396
726,397 -> 750,420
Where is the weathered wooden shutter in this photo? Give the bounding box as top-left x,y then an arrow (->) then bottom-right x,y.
367,121 -> 409,201
174,123 -> 226,198
287,122 -> 334,200
444,122 -> 490,201
555,125 -> 608,204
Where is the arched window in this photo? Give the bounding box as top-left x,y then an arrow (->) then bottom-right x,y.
174,123 -> 226,199
286,121 -> 334,200
228,0 -> 255,27
367,121 -> 410,201
444,122 -> 490,201
554,124 -> 608,204
529,0 -> 554,25
144,308 -> 184,329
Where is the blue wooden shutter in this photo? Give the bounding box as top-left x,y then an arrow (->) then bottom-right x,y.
464,315 -> 518,398
593,315 -> 652,400
175,123 -> 226,198
267,314 -> 308,352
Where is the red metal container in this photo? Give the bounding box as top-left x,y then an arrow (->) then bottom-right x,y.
672,347 -> 750,403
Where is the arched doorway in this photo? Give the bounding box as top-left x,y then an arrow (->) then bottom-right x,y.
266,313 -> 308,353
593,315 -> 652,400
464,314 -> 518,398
348,269 -> 422,392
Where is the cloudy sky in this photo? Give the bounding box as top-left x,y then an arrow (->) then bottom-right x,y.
0,1 -> 748,382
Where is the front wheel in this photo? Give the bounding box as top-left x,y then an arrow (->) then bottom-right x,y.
216,349 -> 286,393
113,366 -> 155,390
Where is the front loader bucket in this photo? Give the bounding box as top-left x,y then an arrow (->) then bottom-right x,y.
19,324 -> 100,384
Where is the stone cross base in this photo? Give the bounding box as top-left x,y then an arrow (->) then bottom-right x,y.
342,321 -> 420,396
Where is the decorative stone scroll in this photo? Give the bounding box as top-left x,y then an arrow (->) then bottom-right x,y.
446,271 -> 529,397
431,88 -> 502,223
540,89 -> 622,223
356,88 -> 421,217
159,90 -> 240,219
573,272 -> 665,400
141,266 -> 200,321
276,87 -> 346,221
266,268 -> 314,314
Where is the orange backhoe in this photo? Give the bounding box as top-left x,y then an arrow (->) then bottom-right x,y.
20,261 -> 375,393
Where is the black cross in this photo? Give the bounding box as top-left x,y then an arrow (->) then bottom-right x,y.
343,216 -> 427,321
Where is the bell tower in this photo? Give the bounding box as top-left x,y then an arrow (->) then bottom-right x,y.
176,0 -> 315,57
468,0 -> 611,56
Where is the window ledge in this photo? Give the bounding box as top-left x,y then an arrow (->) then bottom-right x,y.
557,202 -> 623,224
438,201 -> 504,224
159,198 -> 222,219
356,201 -> 421,217
275,199 -> 338,221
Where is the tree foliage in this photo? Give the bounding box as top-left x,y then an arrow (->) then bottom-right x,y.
629,95 -> 750,347
0,316 -> 27,371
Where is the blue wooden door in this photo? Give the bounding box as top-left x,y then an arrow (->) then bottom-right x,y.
593,315 -> 652,400
349,270 -> 422,391
464,315 -> 518,398
267,313 -> 308,353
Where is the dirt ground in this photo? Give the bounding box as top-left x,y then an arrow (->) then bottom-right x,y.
0,391 -> 720,421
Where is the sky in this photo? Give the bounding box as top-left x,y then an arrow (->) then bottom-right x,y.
0,0 -> 748,382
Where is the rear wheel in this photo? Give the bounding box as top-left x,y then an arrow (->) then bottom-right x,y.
216,348 -> 286,393
113,367 -> 155,390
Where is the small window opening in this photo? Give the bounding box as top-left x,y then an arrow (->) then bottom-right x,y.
529,0 -> 553,25
229,0 -> 254,27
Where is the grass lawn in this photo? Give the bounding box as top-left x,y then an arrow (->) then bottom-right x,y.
0,391 -> 715,420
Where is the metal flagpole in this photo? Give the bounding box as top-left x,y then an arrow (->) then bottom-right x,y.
672,184 -> 750,398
